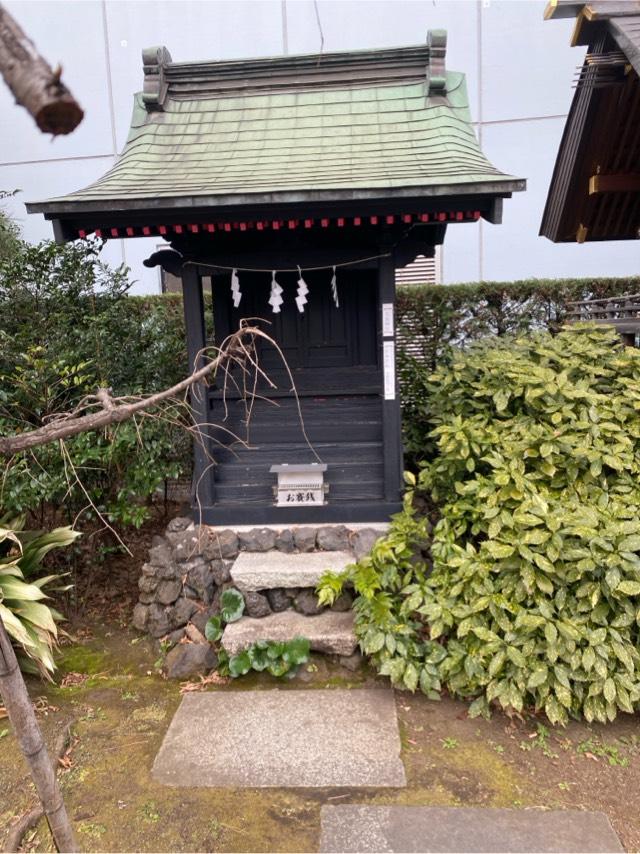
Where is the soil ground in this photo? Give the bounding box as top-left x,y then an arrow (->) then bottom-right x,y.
2,621 -> 640,853
2,519 -> 640,853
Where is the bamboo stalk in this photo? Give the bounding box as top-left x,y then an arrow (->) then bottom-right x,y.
0,616 -> 77,852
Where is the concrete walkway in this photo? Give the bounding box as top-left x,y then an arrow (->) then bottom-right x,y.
152,688 -> 406,788
319,805 -> 624,853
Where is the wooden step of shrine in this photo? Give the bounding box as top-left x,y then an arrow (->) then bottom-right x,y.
230,549 -> 354,591
221,610 -> 357,657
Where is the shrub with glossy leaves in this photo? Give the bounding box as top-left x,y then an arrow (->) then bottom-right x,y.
319,324 -> 640,725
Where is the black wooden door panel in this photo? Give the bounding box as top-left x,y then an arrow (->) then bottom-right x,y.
213,268 -> 378,382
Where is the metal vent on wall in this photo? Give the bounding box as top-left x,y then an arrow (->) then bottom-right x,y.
395,250 -> 440,286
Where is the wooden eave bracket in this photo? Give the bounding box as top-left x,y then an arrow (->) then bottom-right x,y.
142,45 -> 172,112
426,29 -> 447,96
589,174 -> 640,194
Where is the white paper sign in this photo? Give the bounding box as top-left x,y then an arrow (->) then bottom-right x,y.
278,488 -> 324,507
382,303 -> 394,337
383,340 -> 396,400
274,469 -> 326,507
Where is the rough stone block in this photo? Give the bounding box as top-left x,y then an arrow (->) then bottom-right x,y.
293,527 -> 317,552
164,642 -> 217,680
331,590 -> 354,612
293,589 -> 324,616
156,580 -> 182,605
163,628 -> 185,649
243,590 -> 272,618
148,541 -> 173,567
171,530 -> 201,562
238,527 -> 277,551
209,559 -> 231,586
169,597 -> 198,629
184,558 -> 215,603
351,527 -> 384,560
275,529 -> 296,553
152,689 -> 405,787
132,603 -> 149,632
166,516 -> 192,533
203,529 -> 239,560
147,603 -> 171,638
266,588 -> 290,612
189,606 -> 219,637
338,651 -> 364,672
222,610 -> 357,656
138,575 -> 158,594
317,525 -> 350,551
230,550 -> 353,591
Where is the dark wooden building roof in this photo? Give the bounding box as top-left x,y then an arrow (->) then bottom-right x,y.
541,1 -> 640,242
27,34 -> 524,241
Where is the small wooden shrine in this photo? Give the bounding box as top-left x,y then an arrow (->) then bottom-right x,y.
541,0 -> 640,242
28,34 -> 523,525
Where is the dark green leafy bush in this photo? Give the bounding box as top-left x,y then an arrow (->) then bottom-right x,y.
0,240 -> 188,530
396,276 -> 640,465
319,324 -> 640,725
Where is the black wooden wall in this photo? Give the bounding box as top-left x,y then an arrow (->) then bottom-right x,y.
201,266 -> 396,522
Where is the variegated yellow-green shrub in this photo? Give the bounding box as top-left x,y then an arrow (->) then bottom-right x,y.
0,518 -> 78,677
319,324 -> 640,725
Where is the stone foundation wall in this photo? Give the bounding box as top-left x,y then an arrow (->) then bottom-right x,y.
132,518 -> 384,647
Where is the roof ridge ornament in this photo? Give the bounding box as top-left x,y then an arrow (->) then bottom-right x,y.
142,45 -> 172,112
426,29 -> 447,96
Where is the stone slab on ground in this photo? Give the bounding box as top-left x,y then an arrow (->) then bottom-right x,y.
230,549 -> 353,590
222,609 -> 357,656
152,689 -> 406,788
319,805 -> 624,853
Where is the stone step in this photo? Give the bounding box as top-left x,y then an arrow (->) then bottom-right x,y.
230,549 -> 353,592
222,610 -> 357,657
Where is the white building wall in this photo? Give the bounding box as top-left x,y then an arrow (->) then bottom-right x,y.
1,0 -> 637,293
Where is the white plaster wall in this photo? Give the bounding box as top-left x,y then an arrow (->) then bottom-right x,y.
1,0 -> 637,292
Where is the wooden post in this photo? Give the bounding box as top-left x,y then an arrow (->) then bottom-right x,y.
0,616 -> 77,852
181,266 -> 215,511
378,252 -> 404,503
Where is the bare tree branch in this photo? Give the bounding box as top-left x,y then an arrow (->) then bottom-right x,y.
0,326 -> 257,456
0,2 -> 83,135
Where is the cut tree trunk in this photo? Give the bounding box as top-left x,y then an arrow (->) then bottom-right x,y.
0,3 -> 83,135
0,616 -> 77,852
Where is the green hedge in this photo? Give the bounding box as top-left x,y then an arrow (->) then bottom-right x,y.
134,274 -> 640,380
395,276 -> 640,371
396,277 -> 640,465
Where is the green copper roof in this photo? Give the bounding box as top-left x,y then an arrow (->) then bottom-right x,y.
29,42 -> 523,215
